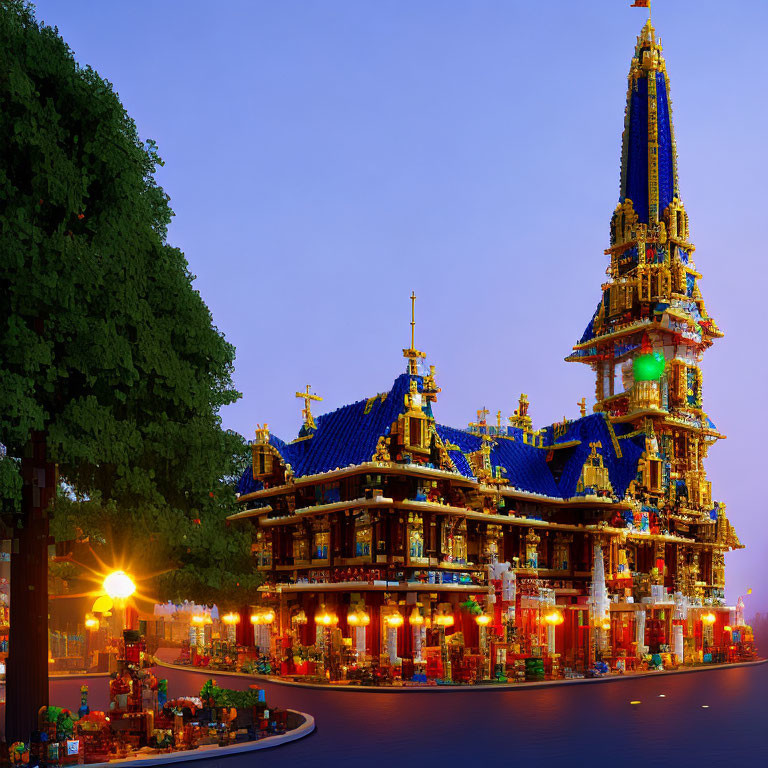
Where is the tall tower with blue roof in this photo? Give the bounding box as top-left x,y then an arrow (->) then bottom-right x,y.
567,20 -> 740,600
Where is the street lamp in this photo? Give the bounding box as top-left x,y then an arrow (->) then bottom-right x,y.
347,609 -> 370,658
102,570 -> 136,636
475,613 -> 492,680
314,607 -> 338,679
434,613 -> 454,682
221,611 -> 240,643
385,612 -> 403,667
250,609 -> 275,652
409,607 -> 425,663
103,571 -> 135,600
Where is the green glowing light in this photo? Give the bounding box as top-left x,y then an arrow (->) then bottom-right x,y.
633,352 -> 666,381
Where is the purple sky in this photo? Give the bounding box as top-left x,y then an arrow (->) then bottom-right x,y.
32,0 -> 768,613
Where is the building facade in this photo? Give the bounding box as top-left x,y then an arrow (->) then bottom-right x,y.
232,20 -> 747,684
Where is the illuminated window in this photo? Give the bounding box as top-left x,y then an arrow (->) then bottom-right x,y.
292,533 -> 309,563
313,530 -> 330,561
355,515 -> 372,558
408,514 -> 424,560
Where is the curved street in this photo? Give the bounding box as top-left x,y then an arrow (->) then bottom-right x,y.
48,661 -> 768,768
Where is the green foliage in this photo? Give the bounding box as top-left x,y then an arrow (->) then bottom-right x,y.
0,2 -> 257,603
199,680 -> 261,709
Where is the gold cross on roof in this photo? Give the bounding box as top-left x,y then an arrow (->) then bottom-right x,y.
295,385 -> 322,429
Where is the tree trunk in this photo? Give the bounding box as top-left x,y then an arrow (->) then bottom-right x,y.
5,433 -> 54,742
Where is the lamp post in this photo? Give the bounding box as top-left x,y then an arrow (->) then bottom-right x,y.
434,613 -> 454,682
385,612 -> 403,667
347,608 -> 370,659
702,611 -> 716,656
250,608 -> 275,651
314,607 -> 338,680
102,570 -> 135,636
409,607 -> 425,663
544,608 -> 564,656
221,612 -> 240,644
475,613 -> 492,680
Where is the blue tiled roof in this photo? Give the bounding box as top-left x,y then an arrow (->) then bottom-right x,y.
540,414 -> 645,498
239,374 -> 647,502
435,424 -> 481,479
490,438 -> 561,497
236,467 -> 263,496
286,373 -> 420,478
621,70 -> 677,224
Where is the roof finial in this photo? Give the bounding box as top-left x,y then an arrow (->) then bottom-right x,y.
295,385 -> 322,430
578,397 -> 587,418
402,291 -> 426,375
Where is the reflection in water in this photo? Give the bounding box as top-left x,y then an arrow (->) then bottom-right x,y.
49,662 -> 768,768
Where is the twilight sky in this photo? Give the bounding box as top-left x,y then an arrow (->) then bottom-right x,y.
31,0 -> 768,612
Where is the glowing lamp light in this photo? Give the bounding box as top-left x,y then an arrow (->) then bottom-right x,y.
633,351 -> 666,382
103,571 -> 135,600
386,613 -> 404,628
409,608 -> 424,626
544,610 -> 564,626
723,625 -> 733,633
84,616 -> 99,630
347,609 -> 370,627
315,610 -> 338,627
435,614 -> 454,628
601,618 -> 611,631
475,614 -> 492,627
191,615 -> 206,626
222,612 -> 240,625
292,610 -> 308,625
702,612 -> 717,625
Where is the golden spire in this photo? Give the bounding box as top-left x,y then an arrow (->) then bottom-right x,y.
402,291 -> 426,375
577,397 -> 587,418
295,385 -> 322,430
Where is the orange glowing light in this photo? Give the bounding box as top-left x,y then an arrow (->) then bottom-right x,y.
386,613 -> 404,628
544,610 -> 564,626
103,570 -> 135,600
475,614 -> 492,627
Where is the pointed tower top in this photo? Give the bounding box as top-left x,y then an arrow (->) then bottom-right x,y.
618,19 -> 678,226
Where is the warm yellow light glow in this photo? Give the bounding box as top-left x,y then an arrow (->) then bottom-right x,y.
292,610 -> 308,625
702,612 -> 716,625
386,613 -> 404,628
544,610 -> 564,626
315,610 -> 338,626
347,609 -> 370,627
747,588 -> 753,595
191,614 -> 206,626
262,609 -> 275,625
84,616 -> 99,630
409,608 -> 424,626
723,625 -> 732,632
601,618 -> 611,631
435,614 -> 454,628
103,571 -> 135,600
475,614 -> 492,627
222,612 -> 240,625
92,595 -> 113,614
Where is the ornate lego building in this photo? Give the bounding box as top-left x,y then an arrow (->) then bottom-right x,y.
232,20 -> 748,683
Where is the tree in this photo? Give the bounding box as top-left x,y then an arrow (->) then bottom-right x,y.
0,1 -> 254,739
